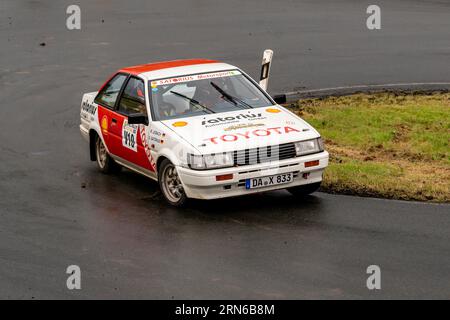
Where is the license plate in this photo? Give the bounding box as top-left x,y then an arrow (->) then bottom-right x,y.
245,172 -> 294,190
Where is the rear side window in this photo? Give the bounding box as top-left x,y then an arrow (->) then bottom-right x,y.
95,73 -> 127,108
118,77 -> 147,115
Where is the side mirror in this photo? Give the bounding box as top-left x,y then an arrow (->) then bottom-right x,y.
128,113 -> 149,125
273,94 -> 286,105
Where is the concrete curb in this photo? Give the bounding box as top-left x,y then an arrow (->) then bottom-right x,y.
274,82 -> 450,103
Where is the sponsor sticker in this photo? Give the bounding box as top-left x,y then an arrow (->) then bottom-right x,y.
202,113 -> 266,128
172,121 -> 188,127
153,70 -> 240,86
205,126 -> 301,144
101,116 -> 108,134
81,101 -> 97,115
140,125 -> 156,171
224,123 -> 265,131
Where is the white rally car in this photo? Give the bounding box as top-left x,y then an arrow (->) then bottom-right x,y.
80,52 -> 329,206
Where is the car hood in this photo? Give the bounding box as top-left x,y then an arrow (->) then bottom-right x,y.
161,106 -> 320,154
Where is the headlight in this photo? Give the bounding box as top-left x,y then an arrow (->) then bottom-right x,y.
294,138 -> 324,156
188,152 -> 234,170
317,137 -> 324,151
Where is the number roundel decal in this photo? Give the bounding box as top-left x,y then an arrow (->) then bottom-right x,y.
122,120 -> 138,152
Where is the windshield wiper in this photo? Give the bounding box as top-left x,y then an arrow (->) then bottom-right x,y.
170,91 -> 215,114
210,82 -> 253,109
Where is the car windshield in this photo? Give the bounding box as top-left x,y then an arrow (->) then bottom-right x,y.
149,70 -> 273,121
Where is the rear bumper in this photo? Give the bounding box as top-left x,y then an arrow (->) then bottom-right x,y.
177,151 -> 329,200
80,124 -> 89,142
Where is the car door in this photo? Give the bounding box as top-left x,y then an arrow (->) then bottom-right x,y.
115,76 -> 155,172
94,73 -> 128,157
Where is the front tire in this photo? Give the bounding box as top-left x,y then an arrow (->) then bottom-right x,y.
158,159 -> 187,207
287,182 -> 321,197
95,135 -> 121,174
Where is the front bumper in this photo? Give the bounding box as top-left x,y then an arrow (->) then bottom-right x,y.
177,151 -> 329,200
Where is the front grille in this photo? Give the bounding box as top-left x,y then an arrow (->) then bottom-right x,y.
233,143 -> 297,166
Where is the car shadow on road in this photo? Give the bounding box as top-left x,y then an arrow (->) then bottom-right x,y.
105,168 -> 326,225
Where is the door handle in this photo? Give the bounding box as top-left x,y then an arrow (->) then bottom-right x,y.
112,118 -> 117,124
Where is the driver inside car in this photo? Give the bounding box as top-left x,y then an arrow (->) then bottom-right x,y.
192,78 -> 232,109
192,86 -> 218,109
155,92 -> 177,118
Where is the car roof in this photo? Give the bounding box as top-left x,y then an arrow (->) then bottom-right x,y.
119,59 -> 237,81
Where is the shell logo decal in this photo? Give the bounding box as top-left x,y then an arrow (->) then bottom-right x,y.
101,116 -> 108,133
172,121 -> 188,127
266,108 -> 281,113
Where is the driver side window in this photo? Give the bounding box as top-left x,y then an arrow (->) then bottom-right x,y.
118,77 -> 147,115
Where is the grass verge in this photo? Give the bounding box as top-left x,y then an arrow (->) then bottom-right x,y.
293,92 -> 450,202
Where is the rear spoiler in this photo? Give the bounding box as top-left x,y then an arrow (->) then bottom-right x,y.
259,49 -> 273,91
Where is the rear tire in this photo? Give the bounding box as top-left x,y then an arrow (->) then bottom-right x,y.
95,135 -> 121,174
287,182 -> 321,197
158,159 -> 187,207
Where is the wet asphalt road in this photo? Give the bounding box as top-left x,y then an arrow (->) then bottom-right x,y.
0,0 -> 449,299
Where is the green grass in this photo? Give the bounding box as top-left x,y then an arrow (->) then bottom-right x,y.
293,92 -> 450,202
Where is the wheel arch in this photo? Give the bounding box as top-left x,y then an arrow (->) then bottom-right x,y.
89,129 -> 98,161
156,155 -> 169,174
155,145 -> 185,170
89,128 -> 108,162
